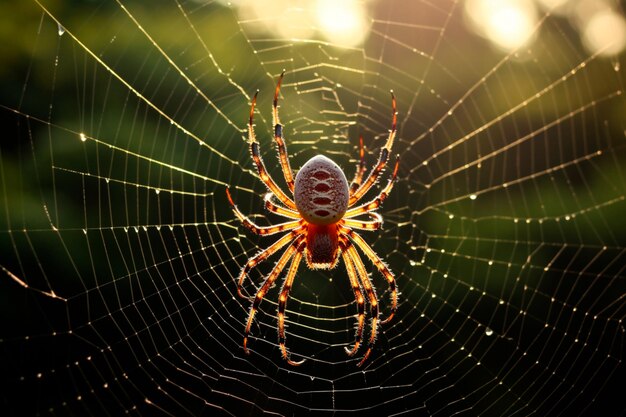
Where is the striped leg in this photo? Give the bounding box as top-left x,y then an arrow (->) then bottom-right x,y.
340,238 -> 366,357
248,91 -> 297,210
277,241 -> 305,365
227,187 -> 301,235
236,230 -> 301,298
349,92 -> 397,205
272,71 -> 295,193
243,237 -> 302,353
344,155 -> 399,218
344,227 -> 397,325
349,135 -> 367,193
342,213 -> 383,231
345,242 -> 379,367
264,193 -> 300,219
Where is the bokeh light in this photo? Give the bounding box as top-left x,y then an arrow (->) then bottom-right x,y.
464,0 -> 538,51
463,0 -> 626,57
315,0 -> 369,47
583,9 -> 626,56
227,0 -> 370,47
221,0 -> 626,55
535,0 -> 571,13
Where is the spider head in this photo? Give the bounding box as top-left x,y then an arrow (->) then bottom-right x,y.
294,155 -> 349,225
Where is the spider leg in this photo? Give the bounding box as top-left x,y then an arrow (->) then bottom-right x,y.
343,226 -> 397,325
349,135 -> 367,193
272,71 -> 295,193
339,238 -> 366,357
248,91 -> 297,210
349,92 -> 397,206
227,187 -> 301,235
342,213 -> 383,231
345,242 -> 379,367
244,236 -> 303,354
344,155 -> 399,218
264,193 -> 300,219
278,240 -> 305,366
236,229 -> 303,299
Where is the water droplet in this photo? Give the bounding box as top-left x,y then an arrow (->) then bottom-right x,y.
469,194 -> 477,200
79,133 -> 87,142
57,24 -> 65,36
485,327 -> 493,336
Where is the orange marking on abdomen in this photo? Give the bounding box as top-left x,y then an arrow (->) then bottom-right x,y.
313,171 -> 330,180
313,197 -> 331,205
314,183 -> 330,192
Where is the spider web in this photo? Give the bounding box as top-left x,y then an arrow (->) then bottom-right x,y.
1,0 -> 625,415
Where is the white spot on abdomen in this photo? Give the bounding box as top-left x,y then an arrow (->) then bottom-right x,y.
294,155 -> 349,225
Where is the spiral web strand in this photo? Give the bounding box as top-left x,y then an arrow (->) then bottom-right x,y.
1,0 -> 625,415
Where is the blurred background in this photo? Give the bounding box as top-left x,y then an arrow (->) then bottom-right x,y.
1,0 -> 625,415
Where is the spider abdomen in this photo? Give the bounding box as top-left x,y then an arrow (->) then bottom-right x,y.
294,155 -> 349,225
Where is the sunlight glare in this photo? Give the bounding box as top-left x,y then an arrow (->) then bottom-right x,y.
278,6 -> 316,40
316,0 -> 369,47
234,0 -> 370,47
238,0 -> 316,39
465,0 -> 537,51
535,0 -> 570,13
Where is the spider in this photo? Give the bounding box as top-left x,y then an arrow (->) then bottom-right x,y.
226,72 -> 399,367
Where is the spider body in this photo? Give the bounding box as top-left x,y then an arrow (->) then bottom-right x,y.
305,222 -> 340,269
227,72 -> 399,367
294,155 -> 349,226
